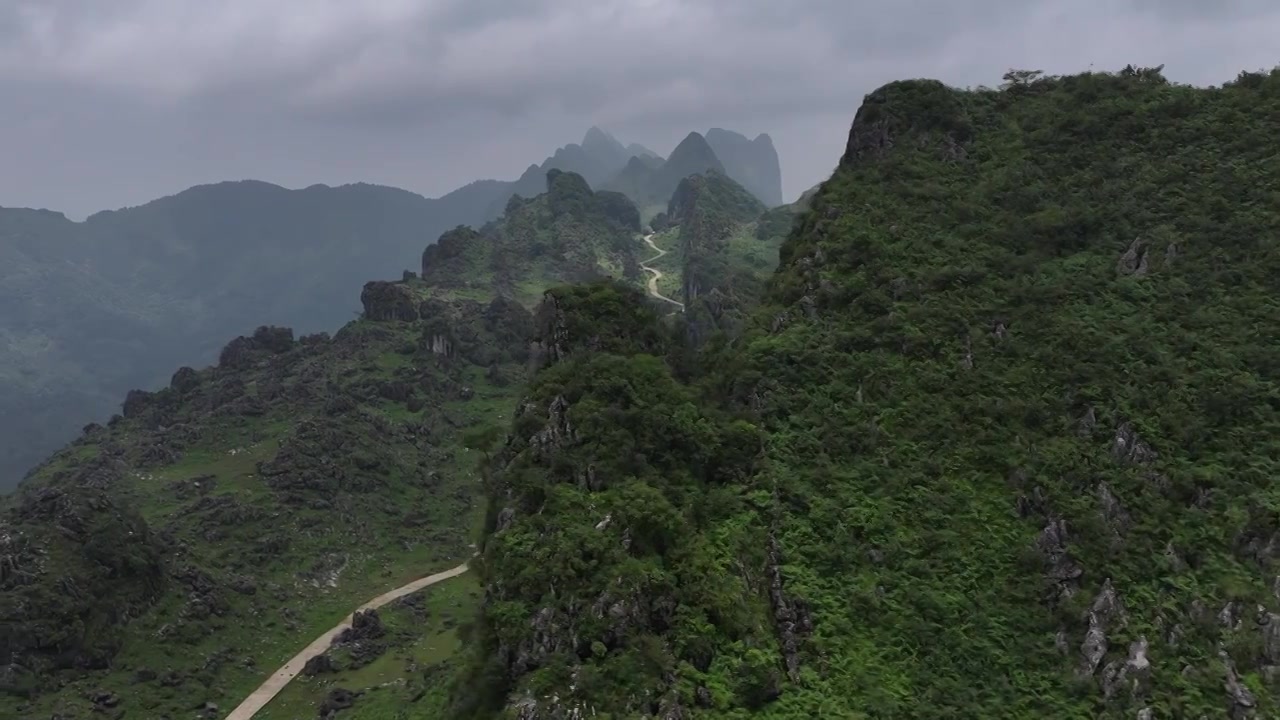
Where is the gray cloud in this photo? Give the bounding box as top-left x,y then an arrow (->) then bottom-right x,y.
1,0 -> 1277,217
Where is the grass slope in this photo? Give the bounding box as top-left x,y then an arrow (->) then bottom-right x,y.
1,310 -> 521,719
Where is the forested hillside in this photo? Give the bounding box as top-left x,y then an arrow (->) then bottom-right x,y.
456,66 -> 1280,718
0,126 -> 774,492
0,173 -> 665,720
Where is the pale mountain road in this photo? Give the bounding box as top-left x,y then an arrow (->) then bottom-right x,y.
640,233 -> 685,310
223,561 -> 471,720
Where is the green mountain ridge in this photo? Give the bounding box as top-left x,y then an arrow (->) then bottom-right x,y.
644,170 -> 801,354
454,66 -> 1280,718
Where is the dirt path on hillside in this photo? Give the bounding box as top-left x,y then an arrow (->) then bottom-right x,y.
640,233 -> 685,310
223,561 -> 471,720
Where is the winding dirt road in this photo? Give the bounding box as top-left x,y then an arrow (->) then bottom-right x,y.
223,561 -> 471,720
640,233 -> 685,310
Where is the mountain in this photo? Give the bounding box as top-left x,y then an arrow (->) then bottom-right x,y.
0,124 -> 746,492
0,171 -> 651,718
11,64 -> 1280,720
418,169 -> 644,307
489,127 -> 658,217
641,170 -> 803,357
705,128 -> 784,207
603,131 -> 727,219
456,67 -> 1280,718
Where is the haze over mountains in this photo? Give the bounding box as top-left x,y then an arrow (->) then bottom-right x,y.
7,65 -> 1280,719
0,127 -> 782,490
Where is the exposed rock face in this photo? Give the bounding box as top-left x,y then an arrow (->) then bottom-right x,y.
530,293 -> 571,368
529,395 -> 575,461
318,687 -> 360,718
303,653 -> 335,676
121,389 -> 156,419
332,609 -> 388,670
360,281 -> 418,322
1079,579 -> 1125,681
218,325 -> 296,369
840,79 -> 972,166
1117,238 -> 1151,276
1037,516 -> 1083,600
766,534 -> 812,682
1220,650 -> 1258,719
1111,422 -> 1157,465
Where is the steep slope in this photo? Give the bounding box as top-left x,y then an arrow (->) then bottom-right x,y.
1,312 -> 521,718
705,128 -> 784,207
668,172 -> 767,346
458,66 -> 1280,718
0,172 -> 644,719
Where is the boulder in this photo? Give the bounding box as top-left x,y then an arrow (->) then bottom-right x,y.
360,281 -> 418,322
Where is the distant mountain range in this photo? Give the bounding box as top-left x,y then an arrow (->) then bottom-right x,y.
478,126 -> 781,218
0,126 -> 784,489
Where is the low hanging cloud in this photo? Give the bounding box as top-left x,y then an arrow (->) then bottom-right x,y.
1,0 -> 1277,214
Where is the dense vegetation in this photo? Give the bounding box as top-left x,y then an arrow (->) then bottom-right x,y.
453,67 -> 1280,718
667,171 -> 769,345
454,282 -> 781,719
641,171 -> 800,366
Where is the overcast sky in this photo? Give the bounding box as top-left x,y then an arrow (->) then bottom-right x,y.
1,1 -> 1277,219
